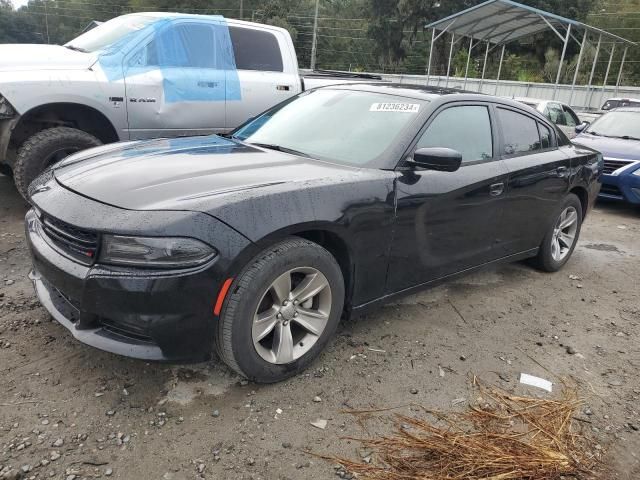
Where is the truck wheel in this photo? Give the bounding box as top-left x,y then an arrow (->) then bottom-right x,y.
14,127 -> 101,199
216,237 -> 345,383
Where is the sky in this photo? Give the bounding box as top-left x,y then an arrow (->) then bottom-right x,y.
12,0 -> 30,9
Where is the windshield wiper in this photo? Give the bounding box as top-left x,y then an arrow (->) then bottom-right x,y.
249,142 -> 313,158
587,131 -> 602,136
65,45 -> 88,53
617,135 -> 640,141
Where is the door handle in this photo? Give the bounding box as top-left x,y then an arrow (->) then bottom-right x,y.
490,182 -> 505,197
276,85 -> 291,91
556,166 -> 568,177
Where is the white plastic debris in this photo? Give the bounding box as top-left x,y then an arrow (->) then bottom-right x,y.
519,373 -> 553,393
310,419 -> 327,430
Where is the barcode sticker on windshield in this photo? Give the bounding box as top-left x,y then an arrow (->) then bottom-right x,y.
370,103 -> 420,113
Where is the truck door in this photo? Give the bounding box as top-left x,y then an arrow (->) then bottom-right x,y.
225,25 -> 300,129
123,20 -> 228,139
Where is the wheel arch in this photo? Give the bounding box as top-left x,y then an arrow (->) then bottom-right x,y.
227,222 -> 356,315
6,102 -> 119,166
569,185 -> 589,220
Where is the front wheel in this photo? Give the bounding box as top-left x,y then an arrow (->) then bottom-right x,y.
14,127 -> 102,199
532,193 -> 583,272
216,238 -> 345,383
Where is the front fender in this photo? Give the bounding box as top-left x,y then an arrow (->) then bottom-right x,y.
0,70 -> 127,139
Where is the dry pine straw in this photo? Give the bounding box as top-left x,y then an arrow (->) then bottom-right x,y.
321,378 -> 600,480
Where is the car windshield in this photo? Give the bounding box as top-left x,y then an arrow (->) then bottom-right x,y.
233,89 -> 427,167
65,15 -> 156,53
586,111 -> 640,139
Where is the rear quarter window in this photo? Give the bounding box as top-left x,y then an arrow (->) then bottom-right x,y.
229,26 -> 283,72
497,108 -> 541,155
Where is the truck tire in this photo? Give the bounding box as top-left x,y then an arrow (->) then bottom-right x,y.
14,127 -> 101,199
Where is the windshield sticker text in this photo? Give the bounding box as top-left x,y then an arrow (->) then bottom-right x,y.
370,103 -> 420,113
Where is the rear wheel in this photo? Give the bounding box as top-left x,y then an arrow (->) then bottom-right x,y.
532,193 -> 582,272
216,238 -> 344,383
14,127 -> 101,199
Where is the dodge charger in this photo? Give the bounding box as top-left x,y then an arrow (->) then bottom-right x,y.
25,84 -> 602,383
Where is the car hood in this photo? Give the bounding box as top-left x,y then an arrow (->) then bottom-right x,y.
573,134 -> 640,161
52,136 -> 359,211
0,44 -> 95,72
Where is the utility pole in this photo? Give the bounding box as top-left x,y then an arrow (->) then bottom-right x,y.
239,0 -> 243,19
44,1 -> 50,44
310,0 -> 320,70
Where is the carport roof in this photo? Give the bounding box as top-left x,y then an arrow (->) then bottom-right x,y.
425,0 -> 636,46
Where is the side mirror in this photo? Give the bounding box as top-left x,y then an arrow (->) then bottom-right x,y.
575,121 -> 590,134
409,147 -> 462,172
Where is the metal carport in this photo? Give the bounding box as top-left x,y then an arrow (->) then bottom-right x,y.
425,0 -> 636,105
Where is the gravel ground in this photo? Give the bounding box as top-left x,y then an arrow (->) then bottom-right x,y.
1,172 -> 639,480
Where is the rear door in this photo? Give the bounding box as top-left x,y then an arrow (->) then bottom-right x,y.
123,19 -> 228,139
497,106 -> 571,255
225,25 -> 300,129
386,102 -> 510,293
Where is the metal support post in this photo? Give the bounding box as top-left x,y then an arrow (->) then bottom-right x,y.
495,44 -> 505,95
569,29 -> 588,106
479,41 -> 489,93
554,24 -> 571,100
464,37 -> 474,90
615,46 -> 628,97
445,33 -> 455,88
426,28 -> 435,85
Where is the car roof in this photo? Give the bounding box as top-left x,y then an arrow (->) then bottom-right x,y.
513,97 -> 570,107
323,83 -> 552,114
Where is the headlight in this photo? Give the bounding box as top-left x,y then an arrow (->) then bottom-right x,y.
633,168 -> 640,177
99,235 -> 216,268
0,95 -> 16,119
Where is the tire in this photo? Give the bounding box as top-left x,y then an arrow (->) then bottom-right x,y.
216,237 -> 345,383
14,127 -> 102,199
532,193 -> 583,272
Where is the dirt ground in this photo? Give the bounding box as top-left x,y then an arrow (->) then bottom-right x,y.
0,172 -> 639,480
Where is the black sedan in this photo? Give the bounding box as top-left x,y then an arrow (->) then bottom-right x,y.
25,84 -> 602,383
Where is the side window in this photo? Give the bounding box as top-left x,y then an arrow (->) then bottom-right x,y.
563,106 -> 579,127
229,26 -> 283,72
538,122 -> 554,149
547,104 -> 567,126
416,105 -> 493,163
497,108 -> 541,155
140,24 -> 217,69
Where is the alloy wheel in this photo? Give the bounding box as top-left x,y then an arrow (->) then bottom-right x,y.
551,206 -> 579,262
252,267 -> 332,364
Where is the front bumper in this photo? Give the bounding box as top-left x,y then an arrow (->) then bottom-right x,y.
25,179 -> 252,362
599,165 -> 640,204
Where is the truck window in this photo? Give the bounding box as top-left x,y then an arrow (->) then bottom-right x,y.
229,26 -> 283,72
143,23 -> 217,69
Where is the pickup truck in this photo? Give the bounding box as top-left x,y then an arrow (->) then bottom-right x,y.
0,13 -> 380,198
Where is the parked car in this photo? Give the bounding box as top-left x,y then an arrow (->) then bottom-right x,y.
0,12 -> 380,198
513,97 -> 582,139
601,97 -> 640,111
25,85 -> 602,383
573,107 -> 640,204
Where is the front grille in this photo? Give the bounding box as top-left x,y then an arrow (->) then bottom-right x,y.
603,158 -> 634,175
41,215 -> 99,264
600,184 -> 623,197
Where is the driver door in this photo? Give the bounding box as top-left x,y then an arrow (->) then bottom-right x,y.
386,102 -> 510,294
